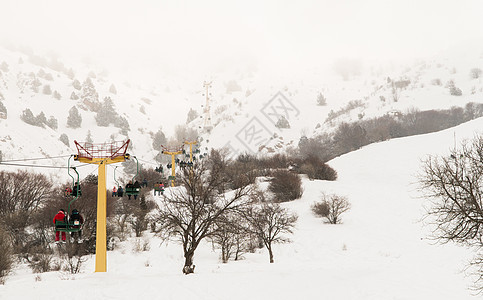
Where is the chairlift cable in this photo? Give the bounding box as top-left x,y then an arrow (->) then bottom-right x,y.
1,155 -> 71,162
0,162 -> 69,169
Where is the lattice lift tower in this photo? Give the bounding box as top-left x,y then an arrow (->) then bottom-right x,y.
202,81 -> 213,133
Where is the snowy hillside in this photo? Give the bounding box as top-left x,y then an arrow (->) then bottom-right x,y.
1,43 -> 483,177
1,116 -> 482,299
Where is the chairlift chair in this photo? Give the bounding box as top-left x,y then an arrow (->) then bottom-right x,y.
56,156 -> 83,233
125,156 -> 140,197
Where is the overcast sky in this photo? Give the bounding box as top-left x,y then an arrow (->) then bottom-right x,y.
2,0 -> 483,77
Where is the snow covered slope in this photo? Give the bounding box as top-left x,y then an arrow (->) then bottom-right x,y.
1,116 -> 482,300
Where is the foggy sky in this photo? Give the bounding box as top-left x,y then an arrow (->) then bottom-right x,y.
2,0 -> 483,78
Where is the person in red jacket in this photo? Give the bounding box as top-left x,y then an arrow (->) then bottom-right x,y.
53,209 -> 67,242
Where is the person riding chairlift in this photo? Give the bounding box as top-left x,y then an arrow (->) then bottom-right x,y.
70,209 -> 84,240
53,209 -> 66,242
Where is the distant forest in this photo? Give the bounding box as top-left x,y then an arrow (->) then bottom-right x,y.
298,102 -> 483,162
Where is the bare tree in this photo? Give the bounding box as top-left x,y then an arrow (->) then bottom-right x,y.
311,193 -> 351,224
0,226 -> 13,284
129,194 -> 153,237
154,155 -> 254,274
60,242 -> 87,274
0,170 -> 53,251
209,212 -> 251,263
244,194 -> 298,263
419,135 -> 483,290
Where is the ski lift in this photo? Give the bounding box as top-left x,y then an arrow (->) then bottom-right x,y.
55,156 -> 83,233
125,156 -> 140,197
155,164 -> 164,173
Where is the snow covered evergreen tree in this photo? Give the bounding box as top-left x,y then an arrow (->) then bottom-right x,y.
275,116 -> 290,129
59,133 -> 69,146
95,97 -> 118,126
67,106 -> 82,128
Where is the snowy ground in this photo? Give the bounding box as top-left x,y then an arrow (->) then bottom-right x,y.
2,118 -> 483,300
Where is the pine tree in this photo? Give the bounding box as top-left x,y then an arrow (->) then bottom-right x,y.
70,91 -> 79,100
42,85 -> 52,95
46,116 -> 58,130
275,116 -> 290,129
31,78 -> 41,93
20,108 -> 35,125
37,69 -> 46,78
109,84 -> 117,94
186,108 -> 198,124
0,62 -> 9,72
36,111 -> 47,126
0,101 -> 6,115
67,106 -> 82,128
316,93 -> 327,106
66,68 -> 75,79
59,133 -> 69,146
116,116 -> 130,135
52,90 -> 61,100
86,130 -> 93,144
72,79 -> 81,90
95,97 -> 117,126
81,77 -> 99,105
152,128 -> 167,149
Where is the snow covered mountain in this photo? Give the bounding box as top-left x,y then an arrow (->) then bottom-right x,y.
1,114 -> 482,299
0,42 -> 482,183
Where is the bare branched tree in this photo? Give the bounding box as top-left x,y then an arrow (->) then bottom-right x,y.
0,226 -> 13,284
209,212 -> 252,263
244,193 -> 298,263
419,135 -> 483,291
0,170 -> 53,252
312,193 -> 351,224
154,153 -> 254,274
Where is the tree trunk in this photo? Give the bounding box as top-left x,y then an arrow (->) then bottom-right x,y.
268,246 -> 274,263
183,250 -> 195,274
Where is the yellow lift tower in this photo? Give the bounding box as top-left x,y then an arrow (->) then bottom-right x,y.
161,145 -> 183,187
74,139 -> 131,272
184,140 -> 198,164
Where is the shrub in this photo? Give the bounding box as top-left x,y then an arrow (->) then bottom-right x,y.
299,157 -> 337,180
0,227 -> 13,284
470,68 -> 482,79
269,170 -> 303,202
312,193 -> 351,224
28,247 -> 54,273
450,86 -> 462,96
